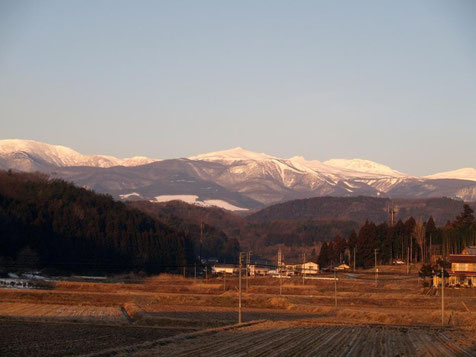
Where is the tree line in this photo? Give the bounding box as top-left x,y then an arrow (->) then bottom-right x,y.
318,204 -> 476,269
0,171 -> 197,274
128,200 -> 240,263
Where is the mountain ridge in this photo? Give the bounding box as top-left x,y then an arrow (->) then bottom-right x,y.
0,139 -> 160,170
1,139 -> 475,207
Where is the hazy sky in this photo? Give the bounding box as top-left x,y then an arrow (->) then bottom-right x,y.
0,0 -> 475,175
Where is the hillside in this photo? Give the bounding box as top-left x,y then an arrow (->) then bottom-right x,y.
247,196 -> 476,226
127,200 -> 241,262
0,171 -> 193,274
128,200 -> 359,262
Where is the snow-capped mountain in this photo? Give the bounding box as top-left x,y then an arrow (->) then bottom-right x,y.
190,147 -> 274,163
0,139 -> 159,171
323,158 -> 408,178
425,168 -> 476,182
185,147 -> 413,202
1,139 -> 475,208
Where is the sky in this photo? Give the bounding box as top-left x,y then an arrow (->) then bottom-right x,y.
0,0 -> 475,176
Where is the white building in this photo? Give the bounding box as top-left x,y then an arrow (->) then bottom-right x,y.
212,264 -> 237,275
302,262 -> 319,275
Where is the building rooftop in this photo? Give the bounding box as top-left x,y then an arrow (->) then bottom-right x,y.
449,254 -> 476,264
463,246 -> 476,255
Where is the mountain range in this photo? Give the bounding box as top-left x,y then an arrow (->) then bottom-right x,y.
1,139 -> 475,210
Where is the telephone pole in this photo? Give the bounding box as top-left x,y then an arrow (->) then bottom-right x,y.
199,221 -> 203,264
353,248 -> 356,272
279,273 -> 283,295
246,251 -> 251,292
374,249 -> 378,288
388,203 -> 395,227
238,252 -> 243,324
302,252 -> 306,285
441,266 -> 445,327
278,248 -> 283,295
334,269 -> 337,311
194,263 -> 197,283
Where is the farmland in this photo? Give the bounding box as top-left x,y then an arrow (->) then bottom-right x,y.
0,266 -> 475,356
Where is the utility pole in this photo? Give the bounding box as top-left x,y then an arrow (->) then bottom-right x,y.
278,248 -> 283,295
407,247 -> 410,275
279,273 -> 283,295
223,272 -> 226,291
246,251 -> 251,292
194,263 -> 196,283
353,248 -> 356,272
302,252 -> 306,285
183,266 -> 186,278
199,221 -> 203,264
389,203 -> 395,227
334,269 -> 337,311
239,252 -> 243,324
441,266 -> 445,327
374,249 -> 378,288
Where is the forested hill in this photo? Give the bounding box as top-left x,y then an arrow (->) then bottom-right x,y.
127,200 -> 240,263
0,170 -> 194,274
247,196 -> 475,225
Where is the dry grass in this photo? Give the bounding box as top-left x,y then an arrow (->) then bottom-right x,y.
1,270 -> 475,356
1,268 -> 475,329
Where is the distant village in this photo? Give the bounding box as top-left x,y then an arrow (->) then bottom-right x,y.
210,246 -> 476,289
211,248 -> 349,278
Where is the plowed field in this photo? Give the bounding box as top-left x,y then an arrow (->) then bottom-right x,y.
0,302 -> 122,322
112,321 -> 476,357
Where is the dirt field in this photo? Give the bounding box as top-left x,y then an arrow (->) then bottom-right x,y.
0,319 -> 183,357
105,321 -> 476,357
0,265 -> 475,356
0,302 -> 122,322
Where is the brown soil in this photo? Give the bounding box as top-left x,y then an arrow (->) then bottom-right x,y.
1,266 -> 475,356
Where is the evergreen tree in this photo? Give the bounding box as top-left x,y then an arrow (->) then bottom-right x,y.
318,242 -> 329,269
454,204 -> 475,230
356,221 -> 377,268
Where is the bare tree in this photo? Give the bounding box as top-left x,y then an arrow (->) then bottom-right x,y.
413,218 -> 426,263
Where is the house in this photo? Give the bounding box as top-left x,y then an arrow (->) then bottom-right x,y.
248,265 -> 270,276
334,263 -> 350,271
301,262 -> 319,275
285,264 -> 301,276
212,264 -> 237,275
448,253 -> 476,287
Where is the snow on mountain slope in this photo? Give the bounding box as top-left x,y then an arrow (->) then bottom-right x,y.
323,158 -> 408,177
152,194 -> 248,211
188,148 -> 413,198
0,139 -> 159,168
425,168 -> 476,182
190,148 -> 334,192
189,147 -> 274,162
2,140 -> 475,204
